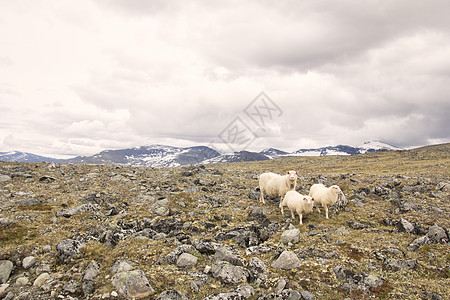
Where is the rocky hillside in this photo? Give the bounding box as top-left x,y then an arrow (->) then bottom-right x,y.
0,144 -> 448,299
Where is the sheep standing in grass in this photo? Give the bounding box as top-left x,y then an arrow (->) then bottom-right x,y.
309,184 -> 343,219
279,191 -> 314,225
258,171 -> 298,204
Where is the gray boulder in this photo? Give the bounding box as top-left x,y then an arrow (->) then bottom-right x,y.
111,269 -> 155,299
83,260 -> 101,281
0,260 -> 13,284
281,228 -> 301,244
271,251 -> 302,270
176,253 -> 198,269
427,224 -> 448,243
213,247 -> 245,266
211,261 -> 248,285
56,239 -> 84,263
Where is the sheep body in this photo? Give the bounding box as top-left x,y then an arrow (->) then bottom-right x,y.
258,171 -> 297,204
279,191 -> 314,225
308,184 -> 342,219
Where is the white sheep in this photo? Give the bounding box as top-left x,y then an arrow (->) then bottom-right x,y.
308,184 -> 343,219
279,191 -> 314,225
258,171 -> 298,204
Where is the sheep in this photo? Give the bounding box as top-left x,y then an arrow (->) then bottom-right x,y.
258,171 -> 298,204
308,184 -> 343,219
279,190 -> 314,225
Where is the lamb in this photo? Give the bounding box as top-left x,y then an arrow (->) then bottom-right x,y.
279,191 -> 314,225
258,171 -> 298,204
308,184 -> 343,219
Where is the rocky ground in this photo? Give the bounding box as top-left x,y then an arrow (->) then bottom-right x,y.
0,144 -> 449,299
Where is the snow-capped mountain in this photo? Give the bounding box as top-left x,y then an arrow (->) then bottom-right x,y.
202,151 -> 270,164
1,141 -> 403,166
0,151 -> 60,163
67,145 -> 221,168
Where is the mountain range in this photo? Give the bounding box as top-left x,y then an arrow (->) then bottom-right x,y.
0,140 -> 401,167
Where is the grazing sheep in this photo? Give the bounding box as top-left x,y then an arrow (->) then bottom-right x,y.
258,171 -> 298,204
279,191 -> 314,225
309,184 -> 343,219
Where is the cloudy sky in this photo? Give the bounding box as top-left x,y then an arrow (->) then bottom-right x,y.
1,0 -> 449,157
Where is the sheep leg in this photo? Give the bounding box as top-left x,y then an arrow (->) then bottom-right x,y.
279,202 -> 284,215
325,204 -> 329,219
259,189 -> 265,204
290,209 -> 295,220
299,212 -> 303,225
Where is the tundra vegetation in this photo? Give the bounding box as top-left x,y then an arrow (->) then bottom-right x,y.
0,143 -> 449,299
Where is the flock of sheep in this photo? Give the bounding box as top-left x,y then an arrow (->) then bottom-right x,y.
258,171 -> 344,225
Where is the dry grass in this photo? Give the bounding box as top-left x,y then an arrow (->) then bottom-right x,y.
0,143 -> 448,299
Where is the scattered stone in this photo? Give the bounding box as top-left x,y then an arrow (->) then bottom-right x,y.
384,259 -> 417,270
426,224 -> 448,243
176,253 -> 198,269
271,251 -> 302,270
156,290 -> 188,299
348,221 -> 370,230
0,260 -> 13,284
300,290 -> 315,300
56,238 -> 84,263
211,261 -> 248,285
56,203 -> 102,218
281,228 -> 301,244
204,285 -> 255,299
398,218 -> 415,233
0,175 -> 11,183
16,276 -> 29,285
110,260 -> 138,274
63,280 -> 81,294
213,247 -> 245,266
22,256 -> 36,270
111,270 -> 155,299
33,272 -> 50,288
157,244 -> 198,265
83,260 -> 101,281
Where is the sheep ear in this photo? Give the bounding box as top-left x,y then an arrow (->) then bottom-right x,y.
296,171 -> 298,175
287,171 -> 290,174
312,198 -> 315,201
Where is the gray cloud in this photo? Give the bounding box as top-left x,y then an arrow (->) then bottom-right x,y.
0,0 -> 449,157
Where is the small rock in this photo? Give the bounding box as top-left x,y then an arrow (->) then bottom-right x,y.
271,251 -> 302,270
111,270 -> 155,299
176,253 -> 198,269
213,247 -> 245,266
300,290 -> 315,300
398,218 -> 415,233
16,276 -> 29,285
348,221 -> 370,230
281,228 -> 301,244
33,272 -> 50,287
156,290 -> 188,299
22,256 -> 36,270
56,238 -> 84,263
211,261 -> 248,285
426,224 -> 448,243
0,260 -> 13,284
0,175 -> 11,183
83,260 -> 101,281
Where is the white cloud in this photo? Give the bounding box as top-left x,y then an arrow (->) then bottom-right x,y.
0,0 -> 449,157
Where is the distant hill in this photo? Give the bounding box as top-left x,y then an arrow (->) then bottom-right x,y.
0,140 -> 404,166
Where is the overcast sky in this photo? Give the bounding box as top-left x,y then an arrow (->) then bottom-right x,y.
1,0 -> 449,157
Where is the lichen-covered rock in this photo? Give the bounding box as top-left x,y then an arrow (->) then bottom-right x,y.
56,239 -> 84,263
0,260 -> 13,284
281,228 -> 301,244
271,251 -> 302,270
211,261 -> 248,285
111,270 -> 155,299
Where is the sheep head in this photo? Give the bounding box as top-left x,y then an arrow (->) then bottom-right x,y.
331,185 -> 342,194
287,170 -> 298,181
303,196 -> 314,206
